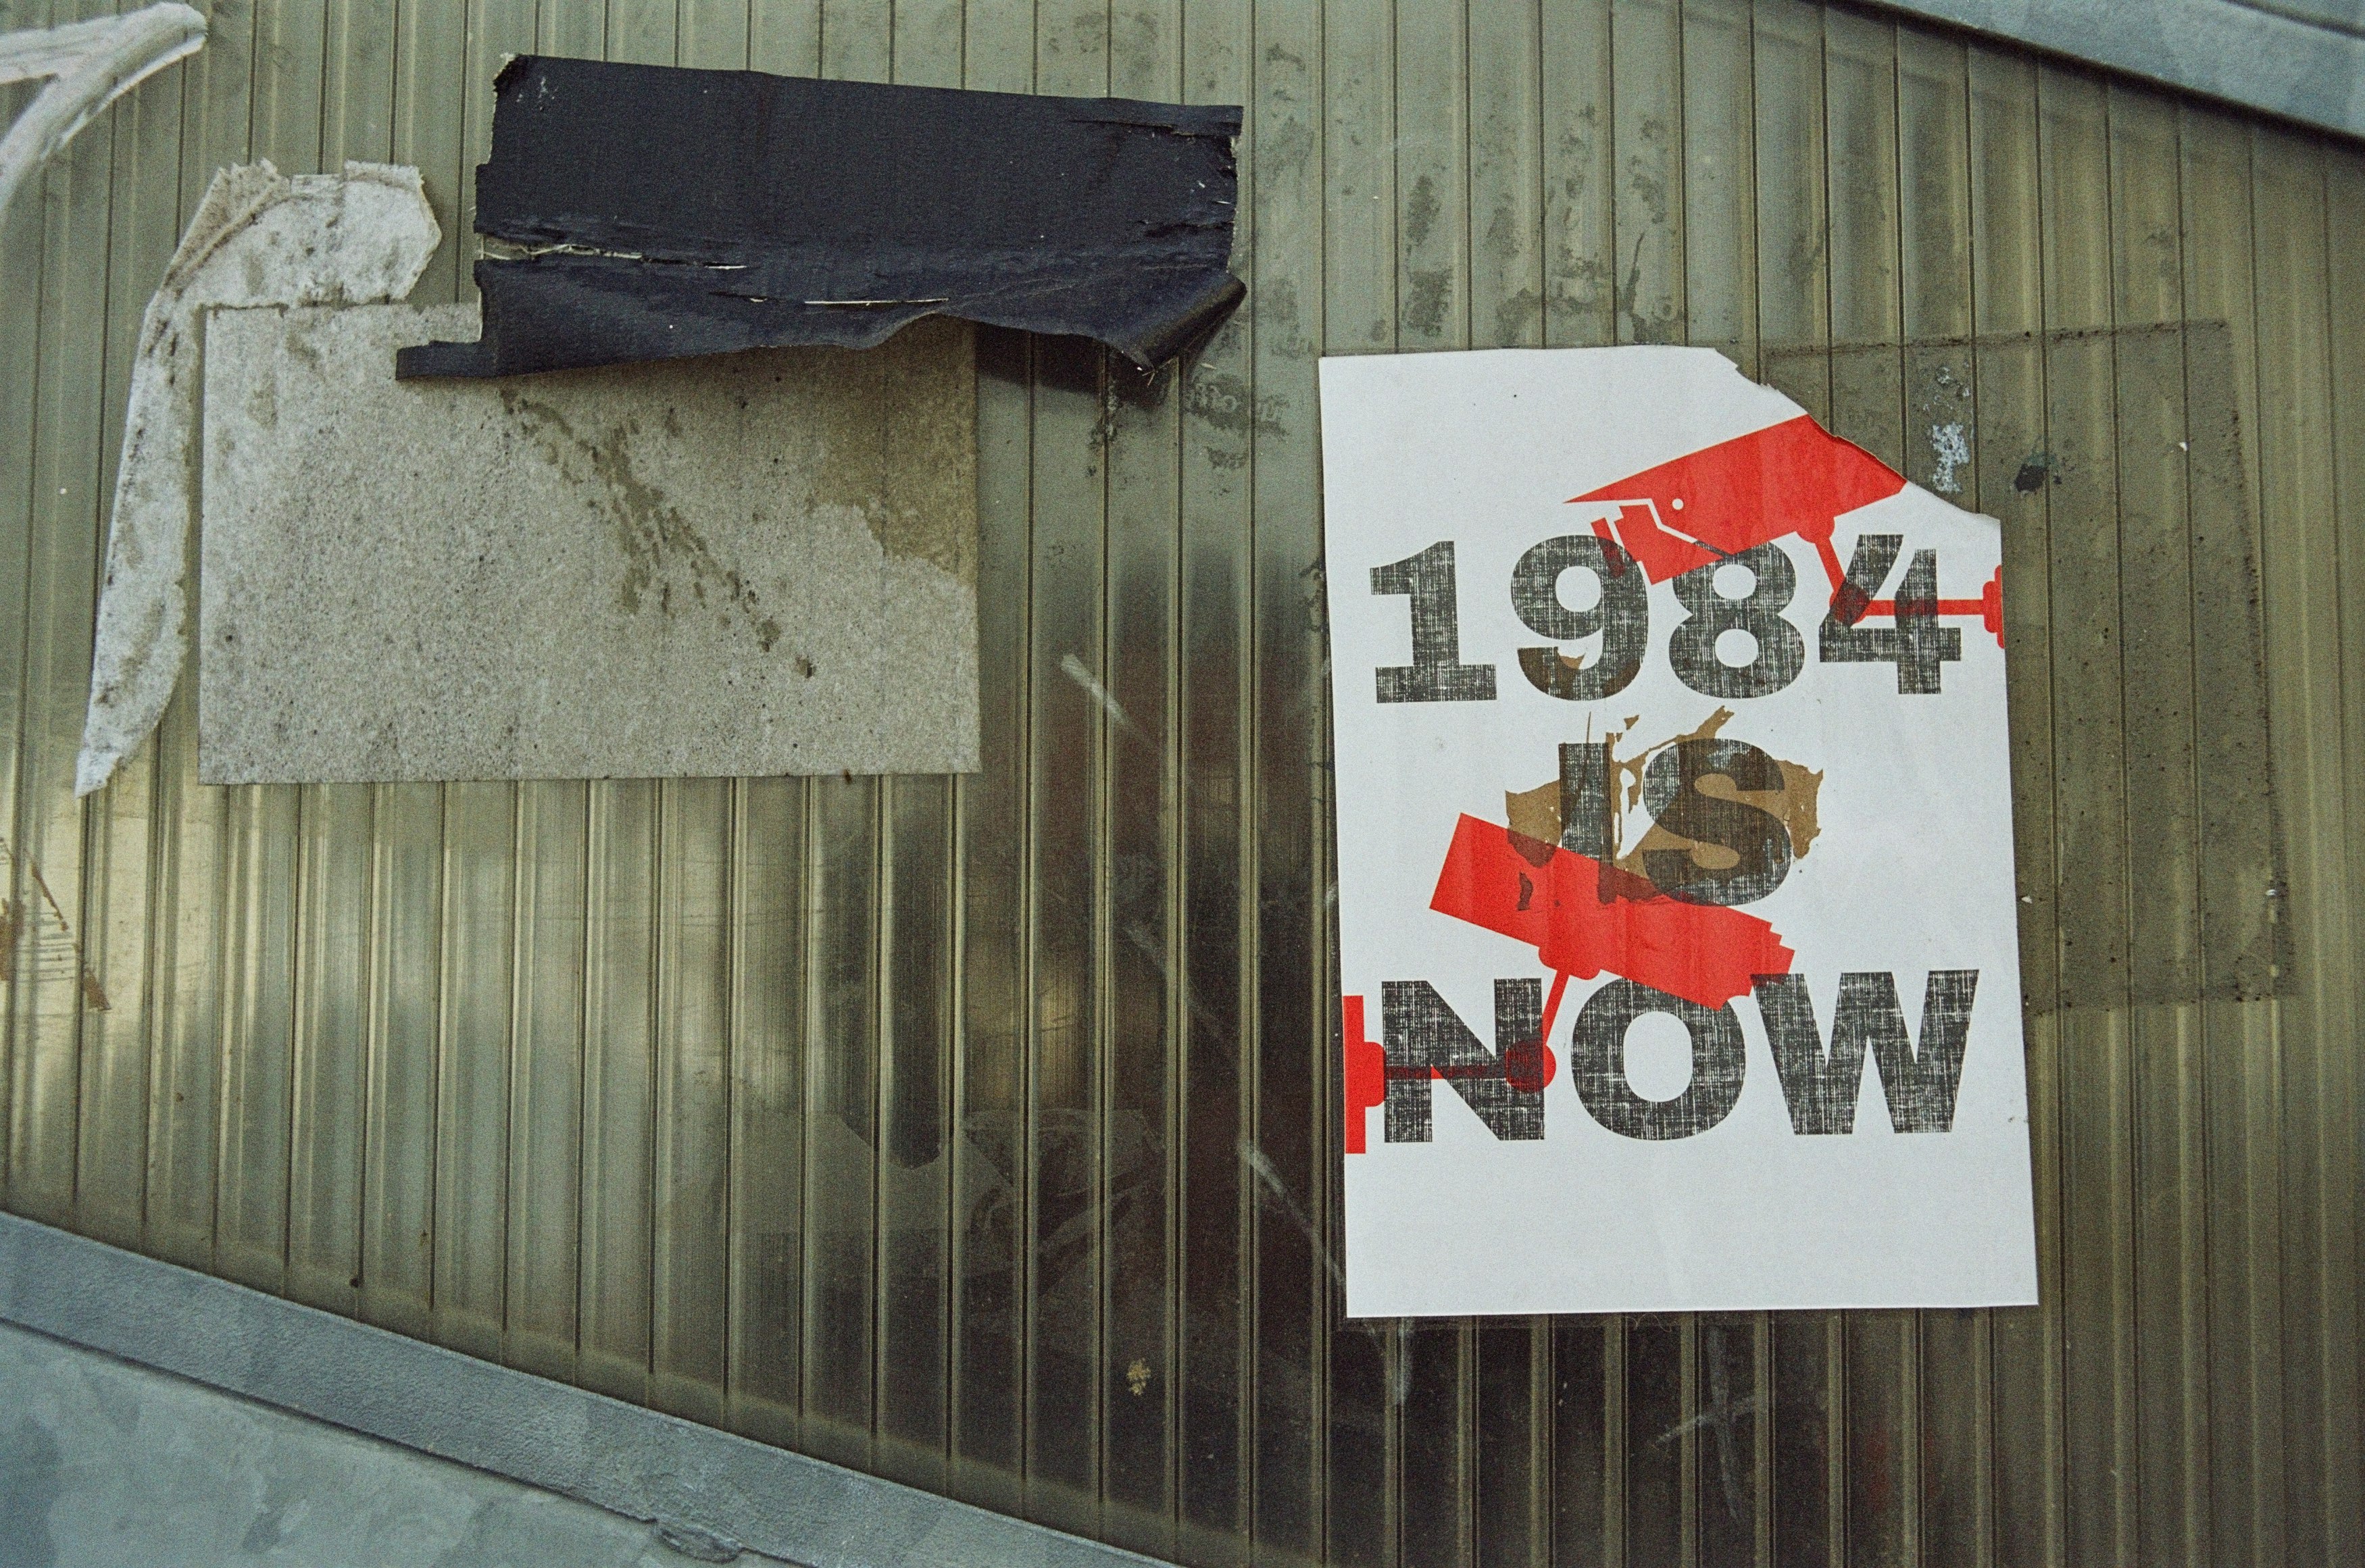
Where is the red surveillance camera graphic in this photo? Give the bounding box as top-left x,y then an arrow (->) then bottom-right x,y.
1566,415 -> 2003,642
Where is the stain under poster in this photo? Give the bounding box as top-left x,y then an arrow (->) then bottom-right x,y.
1321,348 -> 2037,1317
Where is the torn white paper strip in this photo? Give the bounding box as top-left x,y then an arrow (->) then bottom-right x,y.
75,160 -> 440,796
198,304 -> 978,782
0,4 -> 205,227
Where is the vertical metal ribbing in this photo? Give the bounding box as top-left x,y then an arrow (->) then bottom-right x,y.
0,5 -> 2352,1567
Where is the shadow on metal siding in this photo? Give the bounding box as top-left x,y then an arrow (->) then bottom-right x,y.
0,3 -> 2357,1566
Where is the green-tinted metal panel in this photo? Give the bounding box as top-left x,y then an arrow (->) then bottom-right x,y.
1,4 -> 2358,1565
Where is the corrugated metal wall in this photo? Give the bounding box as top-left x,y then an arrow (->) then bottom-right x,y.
1,2 -> 2358,1565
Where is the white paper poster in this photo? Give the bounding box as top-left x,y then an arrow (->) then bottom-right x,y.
1320,348 -> 2038,1318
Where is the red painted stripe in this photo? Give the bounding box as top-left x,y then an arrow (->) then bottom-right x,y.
1343,994 -> 1385,1154
1427,813 -> 1794,1011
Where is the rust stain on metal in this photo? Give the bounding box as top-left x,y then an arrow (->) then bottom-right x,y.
499,387 -> 778,649
0,839 -> 110,1010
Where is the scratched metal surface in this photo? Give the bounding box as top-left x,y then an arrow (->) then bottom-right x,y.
1,3 -> 2360,1567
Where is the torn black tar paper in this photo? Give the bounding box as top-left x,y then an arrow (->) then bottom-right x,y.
397,56 -> 1245,378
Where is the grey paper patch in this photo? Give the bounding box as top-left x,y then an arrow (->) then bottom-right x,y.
77,160 -> 441,797
198,304 -> 978,783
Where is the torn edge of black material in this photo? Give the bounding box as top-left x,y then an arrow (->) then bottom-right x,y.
397,55 -> 1245,379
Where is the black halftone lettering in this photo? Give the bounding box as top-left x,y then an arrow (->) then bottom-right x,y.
1753,973 -> 1865,1134
1753,970 -> 1978,1134
1819,538 -> 1962,693
1640,739 -> 1791,906
1668,543 -> 1804,699
1558,740 -> 1614,861
1512,534 -> 1647,701
1372,540 -> 1497,703
1379,978 -> 1546,1142
1570,978 -> 1745,1141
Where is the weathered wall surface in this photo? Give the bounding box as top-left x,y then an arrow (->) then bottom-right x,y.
0,3 -> 2358,1568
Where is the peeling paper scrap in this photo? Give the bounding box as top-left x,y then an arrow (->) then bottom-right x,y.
74,160 -> 441,799
0,836 -> 111,1010
399,56 -> 1243,380
201,305 -> 978,784
0,4 -> 205,226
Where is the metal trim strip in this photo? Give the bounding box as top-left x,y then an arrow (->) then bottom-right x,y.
1876,0 -> 2365,139
0,1211 -> 1166,1568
